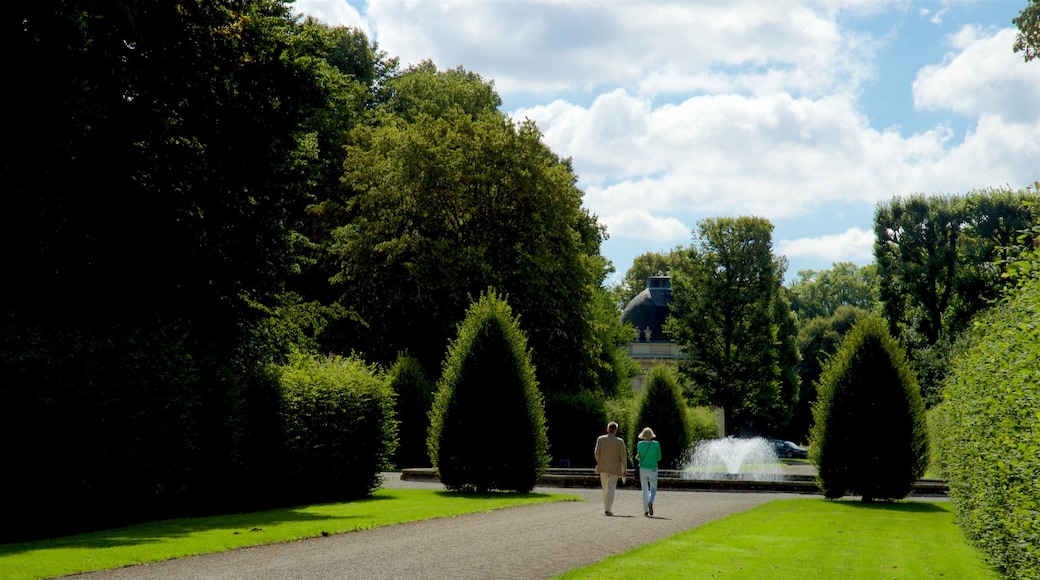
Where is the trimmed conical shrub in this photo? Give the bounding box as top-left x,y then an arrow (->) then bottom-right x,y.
388,354 -> 436,468
428,290 -> 550,492
633,365 -> 692,469
809,315 -> 928,501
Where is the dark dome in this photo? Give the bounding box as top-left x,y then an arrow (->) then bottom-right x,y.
620,276 -> 673,342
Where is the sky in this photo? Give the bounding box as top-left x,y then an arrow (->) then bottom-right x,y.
291,0 -> 1040,285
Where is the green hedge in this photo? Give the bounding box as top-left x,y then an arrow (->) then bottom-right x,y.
810,315 -> 928,502
428,290 -> 550,493
277,353 -> 396,504
937,275 -> 1040,579
632,365 -> 693,469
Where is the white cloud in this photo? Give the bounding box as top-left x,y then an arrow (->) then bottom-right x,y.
600,209 -> 691,244
777,228 -> 875,263
291,0 -> 368,31
914,27 -> 1040,125
365,0 -> 872,99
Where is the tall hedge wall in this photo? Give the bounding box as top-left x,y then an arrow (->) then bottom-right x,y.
937,275 -> 1040,579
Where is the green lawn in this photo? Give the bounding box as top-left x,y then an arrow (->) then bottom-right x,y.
0,489 -> 578,580
557,498 -> 999,579
1,492 -> 998,580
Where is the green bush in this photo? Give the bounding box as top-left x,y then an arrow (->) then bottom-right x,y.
687,405 -> 722,444
428,290 -> 550,493
387,354 -> 436,468
632,365 -> 693,469
937,275 -> 1040,579
0,322 -> 284,542
603,393 -> 638,445
809,315 -> 928,501
544,391 -> 607,468
277,353 -> 396,503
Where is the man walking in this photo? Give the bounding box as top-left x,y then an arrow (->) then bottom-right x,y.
594,421 -> 627,516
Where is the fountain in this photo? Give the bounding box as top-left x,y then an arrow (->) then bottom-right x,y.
680,436 -> 784,481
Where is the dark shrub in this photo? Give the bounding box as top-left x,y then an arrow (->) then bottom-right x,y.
388,354 -> 436,468
428,290 -> 550,493
277,353 -> 396,504
633,365 -> 693,469
937,274 -> 1039,579
544,391 -> 607,468
809,315 -> 928,501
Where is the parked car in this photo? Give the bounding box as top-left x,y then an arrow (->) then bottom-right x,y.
767,438 -> 808,459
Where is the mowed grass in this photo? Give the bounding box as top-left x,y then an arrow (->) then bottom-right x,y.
558,498 -> 999,579
0,488 -> 579,580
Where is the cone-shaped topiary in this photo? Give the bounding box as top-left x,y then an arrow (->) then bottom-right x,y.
428,289 -> 550,493
633,365 -> 693,469
388,353 -> 436,468
809,315 -> 928,501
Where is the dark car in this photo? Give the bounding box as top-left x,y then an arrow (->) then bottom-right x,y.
767,438 -> 808,459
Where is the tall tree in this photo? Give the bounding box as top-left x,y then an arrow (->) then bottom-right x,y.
791,305 -> 868,442
873,188 -> 1037,404
786,262 -> 878,321
666,216 -> 796,435
2,0 -> 325,539
1013,0 -> 1040,61
310,63 -> 621,401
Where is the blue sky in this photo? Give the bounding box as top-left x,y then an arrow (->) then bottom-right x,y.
293,0 -> 1039,285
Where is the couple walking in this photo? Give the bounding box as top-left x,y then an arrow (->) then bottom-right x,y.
594,422 -> 663,517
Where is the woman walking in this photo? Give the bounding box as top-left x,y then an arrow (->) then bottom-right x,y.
636,427 -> 662,516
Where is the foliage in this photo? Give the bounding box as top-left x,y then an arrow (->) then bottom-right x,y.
428,291 -> 550,493
603,395 -> 640,446
311,64 -> 615,404
786,262 -> 878,321
791,305 -> 869,441
810,316 -> 929,502
686,406 -> 722,443
387,354 -> 436,468
0,323 -> 279,543
632,366 -> 693,468
1013,0 -> 1040,61
544,392 -> 608,468
0,0 -> 331,542
277,353 -> 396,504
936,261 -> 1040,578
873,188 -> 1038,403
614,249 -> 688,309
667,216 -> 797,435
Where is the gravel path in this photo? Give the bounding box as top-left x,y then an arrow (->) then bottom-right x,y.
68,474 -> 808,580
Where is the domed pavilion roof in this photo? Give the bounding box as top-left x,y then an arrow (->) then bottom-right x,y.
620,276 -> 673,342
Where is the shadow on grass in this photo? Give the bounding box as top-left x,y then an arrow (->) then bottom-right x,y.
0,495 -> 399,554
832,499 -> 948,513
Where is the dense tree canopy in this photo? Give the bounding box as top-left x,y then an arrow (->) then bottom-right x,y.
1013,0 -> 1040,61
873,188 -> 1038,403
2,0 -> 331,540
666,216 -> 797,435
786,262 -> 877,321
307,63 -> 623,398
